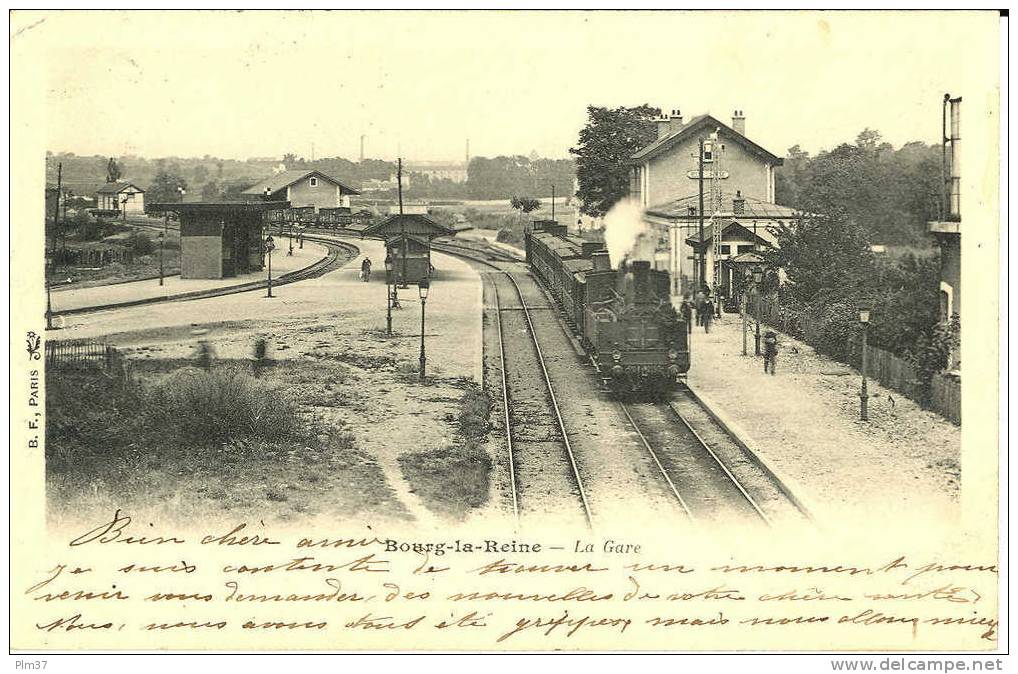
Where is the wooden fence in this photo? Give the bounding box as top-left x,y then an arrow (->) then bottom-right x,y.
750,295 -> 961,425
45,339 -> 117,369
53,248 -> 135,267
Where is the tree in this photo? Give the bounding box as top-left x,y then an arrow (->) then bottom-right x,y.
569,104 -> 661,217
773,129 -> 941,245
767,213 -> 875,304
509,196 -> 541,214
201,180 -> 221,200
147,170 -> 189,205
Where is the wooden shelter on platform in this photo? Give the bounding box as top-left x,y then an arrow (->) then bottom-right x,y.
362,213 -> 457,285
150,200 -> 289,279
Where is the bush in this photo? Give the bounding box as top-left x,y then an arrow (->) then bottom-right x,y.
144,368 -> 311,447
127,232 -> 155,256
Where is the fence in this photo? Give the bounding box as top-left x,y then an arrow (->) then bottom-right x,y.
52,248 -> 135,268
45,339 -> 118,369
750,294 -> 961,425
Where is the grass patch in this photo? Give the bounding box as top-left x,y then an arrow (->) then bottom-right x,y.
398,384 -> 493,519
46,361 -> 410,524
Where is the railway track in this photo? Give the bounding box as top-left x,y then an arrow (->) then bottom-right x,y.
431,242 -> 593,528
493,270 -> 593,529
619,397 -> 771,526
434,239 -> 811,530
52,231 -> 358,317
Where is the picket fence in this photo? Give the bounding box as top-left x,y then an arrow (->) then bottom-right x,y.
45,339 -> 118,369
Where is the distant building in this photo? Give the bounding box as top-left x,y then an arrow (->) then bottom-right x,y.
630,110 -> 790,300
95,181 -> 145,214
243,169 -> 360,212
398,161 -> 469,185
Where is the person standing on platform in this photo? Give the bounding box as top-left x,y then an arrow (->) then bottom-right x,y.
703,298 -> 714,333
680,297 -> 693,334
763,330 -> 779,375
695,287 -> 706,326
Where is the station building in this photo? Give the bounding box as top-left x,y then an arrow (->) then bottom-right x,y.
150,200 -> 288,279
95,181 -> 146,215
629,110 -> 797,300
243,169 -> 360,212
362,213 -> 457,285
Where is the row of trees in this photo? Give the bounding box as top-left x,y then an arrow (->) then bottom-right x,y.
46,152 -> 576,203
776,130 -> 943,246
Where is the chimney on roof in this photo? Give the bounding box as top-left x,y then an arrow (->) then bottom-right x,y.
668,109 -> 684,135
655,114 -> 671,140
733,190 -> 746,215
732,110 -> 746,136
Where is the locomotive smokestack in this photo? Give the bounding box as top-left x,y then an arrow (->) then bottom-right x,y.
632,260 -> 652,303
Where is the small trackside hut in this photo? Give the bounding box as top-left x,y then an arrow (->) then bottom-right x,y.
361,213 -> 457,286
150,200 -> 289,279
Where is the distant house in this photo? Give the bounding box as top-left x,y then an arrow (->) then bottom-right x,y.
242,169 -> 361,212
95,181 -> 145,214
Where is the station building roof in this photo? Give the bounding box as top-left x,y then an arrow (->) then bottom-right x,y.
148,200 -> 290,214
96,181 -> 145,194
243,170 -> 361,197
647,193 -> 801,221
362,213 -> 457,239
632,114 -> 782,165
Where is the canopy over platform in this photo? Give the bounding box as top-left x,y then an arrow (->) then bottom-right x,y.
361,213 -> 456,240
149,200 -> 291,214
149,200 -> 290,279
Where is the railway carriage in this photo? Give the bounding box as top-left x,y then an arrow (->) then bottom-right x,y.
525,221 -> 689,396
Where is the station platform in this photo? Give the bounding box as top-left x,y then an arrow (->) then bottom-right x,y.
50,241 -> 329,313
685,314 -> 960,525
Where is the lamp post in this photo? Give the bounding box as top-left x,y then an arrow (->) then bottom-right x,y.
265,235 -> 275,298
418,278 -> 430,382
858,299 -> 872,421
158,230 -> 165,286
45,252 -> 54,331
752,266 -> 763,356
384,254 -> 394,335
741,270 -> 749,356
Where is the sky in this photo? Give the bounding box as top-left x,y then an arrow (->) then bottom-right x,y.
18,10 -> 1000,163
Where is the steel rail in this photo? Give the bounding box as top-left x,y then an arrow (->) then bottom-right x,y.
502,270 -> 594,529
618,402 -> 695,522
490,280 -> 520,524
666,399 -> 772,526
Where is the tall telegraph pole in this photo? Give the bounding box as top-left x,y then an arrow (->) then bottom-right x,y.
697,138 -> 705,292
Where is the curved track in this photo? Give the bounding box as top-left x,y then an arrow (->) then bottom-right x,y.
52,230 -> 358,317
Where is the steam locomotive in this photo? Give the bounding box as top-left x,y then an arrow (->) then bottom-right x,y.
525,220 -> 690,396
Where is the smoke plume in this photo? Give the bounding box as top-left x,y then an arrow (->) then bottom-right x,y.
603,199 -> 650,267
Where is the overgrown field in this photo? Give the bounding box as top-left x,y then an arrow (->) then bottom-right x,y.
45,361 -> 406,525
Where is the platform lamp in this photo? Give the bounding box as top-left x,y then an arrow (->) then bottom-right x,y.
752,266 -> 764,356
264,235 -> 276,298
384,253 -> 394,335
157,230 -> 165,286
120,196 -> 129,221
858,297 -> 873,421
418,278 -> 430,382
45,251 -> 54,330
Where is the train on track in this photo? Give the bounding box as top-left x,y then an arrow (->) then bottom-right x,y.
525,220 -> 690,396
